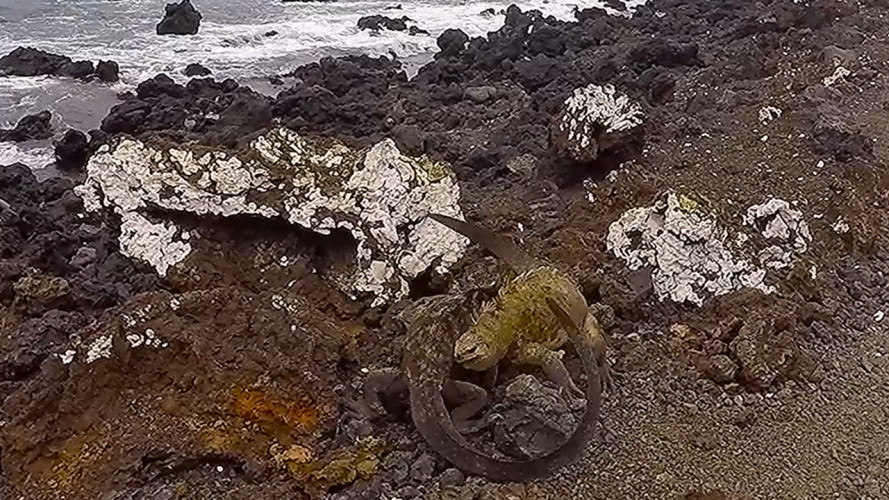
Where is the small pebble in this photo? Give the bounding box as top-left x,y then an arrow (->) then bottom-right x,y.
410,453 -> 436,483
439,468 -> 465,487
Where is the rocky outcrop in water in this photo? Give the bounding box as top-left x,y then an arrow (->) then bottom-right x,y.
156,0 -> 202,35
54,130 -> 90,171
0,47 -> 120,82
0,111 -> 52,143
183,62 -> 212,76
95,60 -> 120,82
357,15 -> 428,35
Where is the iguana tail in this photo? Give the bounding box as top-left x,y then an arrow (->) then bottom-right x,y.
429,213 -> 540,274
407,298 -> 602,482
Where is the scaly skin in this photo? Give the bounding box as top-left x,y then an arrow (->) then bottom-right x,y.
403,293 -> 602,482
430,213 -> 611,393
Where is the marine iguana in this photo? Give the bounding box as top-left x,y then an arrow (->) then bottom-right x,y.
370,292 -> 603,482
428,213 -> 612,394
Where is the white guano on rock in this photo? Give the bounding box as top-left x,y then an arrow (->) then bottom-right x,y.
555,83 -> 643,163
75,127 -> 469,306
607,192 -> 772,306
743,198 -> 812,270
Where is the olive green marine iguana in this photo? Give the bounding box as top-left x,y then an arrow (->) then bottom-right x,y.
364,214 -> 610,481
375,292 -> 602,482
428,213 -> 612,395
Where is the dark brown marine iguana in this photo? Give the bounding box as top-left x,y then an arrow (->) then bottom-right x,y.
364,213 -> 610,481
382,292 -> 603,482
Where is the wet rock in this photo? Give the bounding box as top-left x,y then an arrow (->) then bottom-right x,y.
492,374 -> 585,460
94,61 -> 120,83
0,46 -> 70,76
0,111 -> 52,143
54,129 -> 90,171
156,0 -> 202,35
183,63 -> 211,77
437,29 -> 469,58
358,15 -> 409,32
603,0 -> 627,11
0,47 -> 116,81
101,74 -> 271,143
58,60 -> 95,80
551,83 -> 644,164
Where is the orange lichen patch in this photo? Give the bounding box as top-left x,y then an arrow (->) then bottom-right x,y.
22,429 -> 113,498
230,386 -> 325,442
282,438 -> 386,494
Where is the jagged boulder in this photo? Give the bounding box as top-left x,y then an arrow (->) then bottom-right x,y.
0,111 -> 52,143
358,15 -> 409,32
95,60 -> 120,82
0,47 -> 69,76
183,62 -> 211,76
0,47 -> 119,82
156,0 -> 202,35
75,127 -> 470,305
551,84 -> 644,164
54,130 -> 90,171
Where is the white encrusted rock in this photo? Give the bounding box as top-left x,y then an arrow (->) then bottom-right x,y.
758,106 -> 783,124
743,198 -> 811,269
76,127 -> 469,306
607,192 -> 773,306
553,84 -> 643,163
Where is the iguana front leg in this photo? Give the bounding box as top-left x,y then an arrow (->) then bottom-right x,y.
442,379 -> 489,435
515,342 -> 584,399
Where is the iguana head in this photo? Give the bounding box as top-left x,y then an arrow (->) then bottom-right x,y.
453,331 -> 504,371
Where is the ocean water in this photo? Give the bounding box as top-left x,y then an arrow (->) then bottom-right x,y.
0,0 -> 645,169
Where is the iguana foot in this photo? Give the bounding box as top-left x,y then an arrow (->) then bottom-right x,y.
443,379 -> 489,435
517,342 -> 585,399
541,352 -> 585,400
363,367 -> 407,418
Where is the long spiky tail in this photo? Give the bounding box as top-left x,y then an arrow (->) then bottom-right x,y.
428,213 -> 540,274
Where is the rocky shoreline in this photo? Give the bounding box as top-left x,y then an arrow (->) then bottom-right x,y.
2,0 -> 889,499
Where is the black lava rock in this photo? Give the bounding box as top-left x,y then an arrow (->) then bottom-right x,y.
183,63 -> 212,77
0,47 -> 70,76
358,15 -> 408,32
436,29 -> 468,58
0,111 -> 53,143
156,0 -> 202,35
54,130 -> 90,171
96,60 -> 120,82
